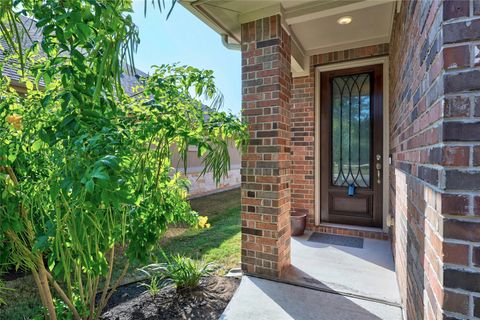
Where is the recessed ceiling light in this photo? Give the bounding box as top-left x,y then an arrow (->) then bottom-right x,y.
337,16 -> 352,25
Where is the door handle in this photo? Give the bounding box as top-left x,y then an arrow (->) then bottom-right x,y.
376,154 -> 382,184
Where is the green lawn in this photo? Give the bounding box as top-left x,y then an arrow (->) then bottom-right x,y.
0,188 -> 241,319
161,188 -> 241,273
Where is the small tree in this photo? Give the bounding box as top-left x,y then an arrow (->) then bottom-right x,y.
0,1 -> 247,319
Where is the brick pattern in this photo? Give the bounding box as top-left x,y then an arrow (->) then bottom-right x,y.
310,43 -> 389,66
312,225 -> 388,240
441,1 -> 480,319
389,1 -> 445,319
240,15 -> 292,277
390,1 -> 480,319
290,73 -> 315,226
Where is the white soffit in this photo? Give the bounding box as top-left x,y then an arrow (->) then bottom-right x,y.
291,2 -> 395,55
180,0 -> 395,75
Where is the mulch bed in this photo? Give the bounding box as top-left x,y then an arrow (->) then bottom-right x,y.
101,276 -> 240,320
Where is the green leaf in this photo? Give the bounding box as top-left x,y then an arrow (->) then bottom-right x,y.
33,236 -> 49,251
25,80 -> 33,91
85,180 -> 95,193
77,23 -> 92,39
11,219 -> 23,232
7,154 -> 16,163
36,18 -> 49,28
31,140 -> 42,151
92,167 -> 109,180
98,155 -> 119,169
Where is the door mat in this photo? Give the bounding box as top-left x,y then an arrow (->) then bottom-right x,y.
308,233 -> 364,248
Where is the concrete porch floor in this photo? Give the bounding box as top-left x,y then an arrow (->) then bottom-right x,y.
222,231 -> 403,319
284,231 -> 402,305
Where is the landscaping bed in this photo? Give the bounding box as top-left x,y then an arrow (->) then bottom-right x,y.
101,276 -> 239,320
0,188 -> 241,319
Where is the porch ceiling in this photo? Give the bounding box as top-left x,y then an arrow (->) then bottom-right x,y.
180,0 -> 398,76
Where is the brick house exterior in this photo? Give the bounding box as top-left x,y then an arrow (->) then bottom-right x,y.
182,0 -> 480,319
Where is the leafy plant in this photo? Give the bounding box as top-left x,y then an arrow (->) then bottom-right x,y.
165,255 -> 213,290
146,275 -> 162,297
0,1 -> 248,319
141,254 -> 213,291
137,270 -> 162,297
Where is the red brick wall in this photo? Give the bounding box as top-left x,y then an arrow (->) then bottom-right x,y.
441,1 -> 480,318
240,15 -> 292,277
310,44 -> 390,66
389,1 -> 443,318
390,1 -> 480,319
290,72 -> 315,224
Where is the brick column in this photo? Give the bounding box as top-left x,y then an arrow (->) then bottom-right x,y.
390,1 -> 480,319
440,2 -> 480,319
240,15 -> 292,277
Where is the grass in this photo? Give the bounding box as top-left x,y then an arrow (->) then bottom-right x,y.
0,188 -> 241,319
160,188 -> 241,273
115,187 -> 241,281
0,275 -> 44,320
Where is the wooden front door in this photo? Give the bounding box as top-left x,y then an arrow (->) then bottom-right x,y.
320,64 -> 383,228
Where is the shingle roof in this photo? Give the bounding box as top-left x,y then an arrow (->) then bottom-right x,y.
0,16 -> 43,83
120,67 -> 148,97
0,15 -> 147,96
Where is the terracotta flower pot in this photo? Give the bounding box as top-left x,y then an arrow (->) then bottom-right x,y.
291,210 -> 307,236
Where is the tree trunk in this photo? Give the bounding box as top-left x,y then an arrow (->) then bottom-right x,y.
37,256 -> 57,320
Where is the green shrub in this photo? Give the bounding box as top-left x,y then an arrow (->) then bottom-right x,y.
142,255 -> 213,291
0,1 -> 248,319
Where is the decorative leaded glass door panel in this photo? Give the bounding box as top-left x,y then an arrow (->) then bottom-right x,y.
320,64 -> 383,228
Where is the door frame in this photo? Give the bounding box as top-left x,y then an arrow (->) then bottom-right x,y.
314,56 -> 390,231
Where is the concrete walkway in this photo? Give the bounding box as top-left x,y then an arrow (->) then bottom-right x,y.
221,231 -> 403,319
221,276 -> 403,320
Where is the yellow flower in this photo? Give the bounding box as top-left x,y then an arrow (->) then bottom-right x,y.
197,216 -> 210,229
6,114 -> 22,130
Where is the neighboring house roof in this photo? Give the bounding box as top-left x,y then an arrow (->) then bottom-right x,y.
120,68 -> 148,97
0,16 -> 43,85
0,15 -> 147,96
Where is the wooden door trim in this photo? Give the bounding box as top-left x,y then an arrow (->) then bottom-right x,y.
314,56 -> 390,230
